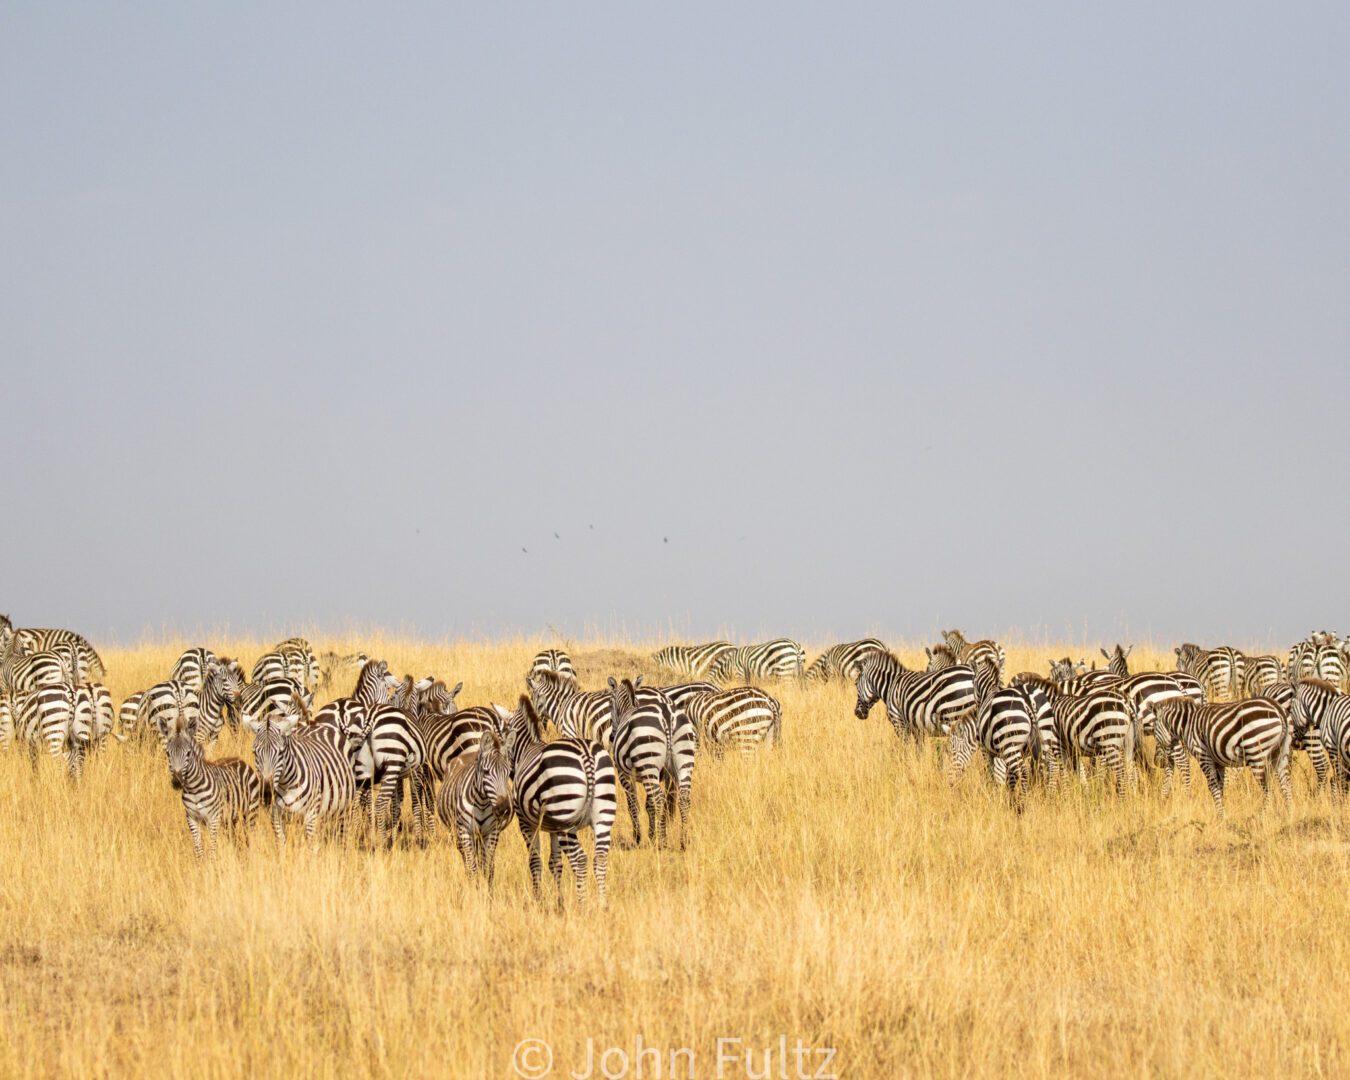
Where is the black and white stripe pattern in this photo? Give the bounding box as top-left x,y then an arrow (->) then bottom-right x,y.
342,701 -> 432,844
498,696 -> 617,909
805,639 -> 888,683
1012,675 -> 1134,795
652,642 -> 735,680
248,697 -> 357,845
1175,644 -> 1245,702
854,652 -> 977,741
138,680 -> 202,743
169,648 -> 219,691
947,686 -> 1043,802
528,669 -> 615,747
677,687 -> 781,755
1099,645 -> 1133,678
1289,679 -> 1344,790
530,649 -> 576,680
607,678 -> 693,848
15,682 -> 96,779
9,627 -> 105,680
941,630 -> 1006,678
165,716 -> 262,858
1241,655 -> 1284,698
1152,697 -> 1291,816
417,705 -> 503,781
435,730 -> 514,887
709,639 -> 806,684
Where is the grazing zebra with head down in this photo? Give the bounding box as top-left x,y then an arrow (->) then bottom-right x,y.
678,687 -> 781,755
607,677 -> 694,848
15,682 -> 96,779
248,695 -> 357,845
6,624 -> 105,680
652,642 -> 735,680
941,630 -> 1006,678
1289,679 -> 1347,791
1011,675 -> 1134,795
164,715 -> 262,858
528,669 -> 615,747
948,685 -> 1045,804
435,729 -> 514,888
709,639 -> 806,684
854,652 -> 977,742
496,696 -> 617,909
1152,697 -> 1291,816
805,639 -> 888,683
530,648 -> 576,681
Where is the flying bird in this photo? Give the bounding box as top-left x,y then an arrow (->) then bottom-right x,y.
554,532 -> 559,539
521,547 -> 528,554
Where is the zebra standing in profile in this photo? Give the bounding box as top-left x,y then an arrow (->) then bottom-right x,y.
530,648 -> 577,680
1289,679 -> 1346,790
854,652 -> 977,742
15,682 -> 96,779
248,695 -> 357,845
1011,675 -> 1134,795
652,642 -> 735,680
528,669 -> 615,746
677,687 -> 781,755
1152,697 -> 1291,817
607,677 -> 693,848
805,639 -> 888,683
496,696 -> 617,909
435,728 -> 514,888
164,715 -> 262,858
9,626 -> 105,680
947,685 -> 1043,805
709,639 -> 806,684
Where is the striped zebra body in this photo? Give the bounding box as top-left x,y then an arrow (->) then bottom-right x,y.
165,718 -> 262,857
435,732 -> 514,887
679,687 -> 781,755
138,680 -> 202,743
948,686 -> 1041,800
119,692 -> 147,742
1152,698 -> 1291,816
805,639 -> 888,683
1313,646 -> 1348,693
1242,655 -> 1285,698
349,659 -> 394,707
2,648 -> 75,695
607,678 -> 693,848
248,701 -> 357,845
942,630 -> 1006,678
169,648 -> 219,691
250,651 -> 310,690
530,648 -> 577,680
854,653 -> 977,741
276,639 -> 320,692
196,664 -> 242,742
343,703 -> 432,844
1117,672 -> 1203,755
11,628 -> 104,680
16,682 -> 96,779
652,642 -> 735,680
710,639 -> 806,684
1289,679 -> 1344,790
1014,675 -> 1133,795
972,655 -> 1003,706
498,697 -> 617,909
85,683 -> 116,747
418,706 -> 504,780
529,669 -> 615,747
1054,670 -> 1122,695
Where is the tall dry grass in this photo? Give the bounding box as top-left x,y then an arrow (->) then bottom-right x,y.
1,636 -> 1348,1079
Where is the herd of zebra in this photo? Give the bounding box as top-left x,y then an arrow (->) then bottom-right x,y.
5,616 -> 1350,902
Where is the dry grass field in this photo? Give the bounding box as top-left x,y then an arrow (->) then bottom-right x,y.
2,635 -> 1348,1079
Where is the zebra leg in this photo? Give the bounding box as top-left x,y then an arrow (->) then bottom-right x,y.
456,827 -> 478,877
186,814 -> 205,859
520,822 -> 544,901
547,834 -> 566,910
1104,749 -> 1126,798
270,802 -> 287,847
303,809 -> 321,844
207,816 -> 222,858
483,826 -> 502,892
1308,739 -> 1331,791
644,778 -> 665,849
618,773 -> 642,847
375,775 -> 401,846
558,833 -> 589,909
593,819 -> 612,910
677,782 -> 692,851
1198,758 -> 1226,818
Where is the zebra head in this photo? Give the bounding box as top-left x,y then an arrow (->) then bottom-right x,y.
250,696 -> 305,786
606,676 -> 639,724
1048,657 -> 1082,682
854,654 -> 893,720
496,695 -> 548,762
1151,699 -> 1192,766
420,679 -> 461,719
473,729 -> 513,815
164,716 -> 201,790
351,659 -> 391,706
926,645 -> 958,672
946,716 -> 978,784
1101,645 -> 1132,678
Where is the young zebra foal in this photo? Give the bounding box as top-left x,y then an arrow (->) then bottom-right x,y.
436,729 -> 514,888
165,717 -> 262,858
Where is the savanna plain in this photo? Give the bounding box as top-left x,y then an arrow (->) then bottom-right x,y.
1,636 -> 1347,1080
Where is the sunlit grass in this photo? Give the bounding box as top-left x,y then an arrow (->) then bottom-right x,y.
0,635 -> 1346,1078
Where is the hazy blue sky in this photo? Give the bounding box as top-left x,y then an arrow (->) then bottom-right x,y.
3,5 -> 1348,647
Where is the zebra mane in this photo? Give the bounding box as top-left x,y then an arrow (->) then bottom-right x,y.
1299,677 -> 1340,694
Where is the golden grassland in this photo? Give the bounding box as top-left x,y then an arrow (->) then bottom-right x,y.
3,635 -> 1349,1079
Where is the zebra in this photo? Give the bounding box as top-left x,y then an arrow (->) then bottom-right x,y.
1099,645 -> 1132,678
251,650 -> 311,690
86,682 -> 118,747
417,678 -> 461,719
678,686 -> 781,756
15,682 -> 97,779
925,644 -> 959,671
1313,646 -> 1348,693
8,626 -> 105,680
418,705 -> 506,780
530,648 -> 577,680
247,695 -> 357,845
708,639 -> 806,684
528,669 -> 615,746
1175,644 -> 1245,702
652,642 -> 735,680
495,696 -> 617,909
342,701 -> 432,845
607,677 -> 694,848
972,654 -> 1003,706
273,638 -> 319,691
348,658 -> 395,707
1052,668 -> 1122,694
1117,672 -> 1204,769
1,647 -> 77,696
1152,698 -> 1291,817
119,691 -> 147,742
1011,675 -> 1134,795
138,680 -> 202,743
164,715 -> 262,858
236,676 -> 310,731
1048,657 -> 1087,681
435,729 -> 514,888
854,652 -> 977,742
941,630 -> 1006,678
805,639 -> 888,683
169,648 -> 219,691
1242,655 -> 1285,698
197,663 -> 243,742
947,686 -> 1043,804
1288,679 -> 1344,791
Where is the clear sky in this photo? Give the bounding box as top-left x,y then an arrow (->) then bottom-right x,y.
3,5 -> 1348,647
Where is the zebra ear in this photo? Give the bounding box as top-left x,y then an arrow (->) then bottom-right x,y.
1100,648 -> 1110,661
1125,645 -> 1133,657
634,674 -> 643,688
450,681 -> 463,699
413,676 -> 434,692
491,703 -> 512,724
